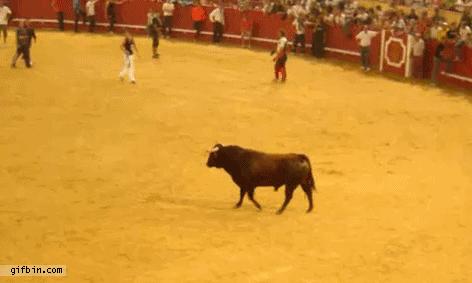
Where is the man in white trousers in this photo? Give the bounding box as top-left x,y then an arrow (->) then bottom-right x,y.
119,30 -> 138,84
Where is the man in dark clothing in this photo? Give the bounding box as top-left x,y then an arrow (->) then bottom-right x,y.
11,20 -> 31,68
51,0 -> 65,31
431,39 -> 445,84
106,0 -> 125,33
148,16 -> 161,58
311,18 -> 325,58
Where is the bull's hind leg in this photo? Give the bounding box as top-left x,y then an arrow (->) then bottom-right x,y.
234,188 -> 246,209
276,184 -> 296,215
301,183 -> 314,213
247,188 -> 262,211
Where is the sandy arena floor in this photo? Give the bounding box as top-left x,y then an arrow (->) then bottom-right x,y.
1,31 -> 471,283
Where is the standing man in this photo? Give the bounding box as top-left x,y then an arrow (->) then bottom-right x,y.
410,32 -> 425,79
25,19 -> 36,66
431,38 -> 445,84
51,0 -> 65,31
209,3 -> 224,43
291,16 -> 306,53
11,20 -> 31,68
147,8 -> 161,58
86,0 -> 99,32
162,0 -> 175,38
191,1 -> 206,41
0,1 -> 12,43
272,30 -> 288,82
106,0 -> 126,33
73,0 -> 86,32
355,25 -> 378,72
119,30 -> 138,84
240,13 -> 252,48
311,17 -> 326,58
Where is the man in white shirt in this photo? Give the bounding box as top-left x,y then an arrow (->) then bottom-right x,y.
86,0 -> 98,32
355,25 -> 378,71
0,1 -> 12,43
209,4 -> 224,43
292,17 -> 305,53
411,33 -> 425,78
272,30 -> 288,82
162,0 -> 175,38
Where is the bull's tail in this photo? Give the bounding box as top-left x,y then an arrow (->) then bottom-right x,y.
300,155 -> 317,192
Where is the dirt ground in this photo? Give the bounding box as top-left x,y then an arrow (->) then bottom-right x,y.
0,31 -> 471,283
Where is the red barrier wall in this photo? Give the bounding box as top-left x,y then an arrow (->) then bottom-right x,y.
8,0 -> 472,89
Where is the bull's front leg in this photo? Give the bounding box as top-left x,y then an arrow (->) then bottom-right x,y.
234,187 -> 246,209
247,187 -> 262,211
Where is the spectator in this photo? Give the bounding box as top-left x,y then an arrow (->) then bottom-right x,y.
410,32 -> 425,78
106,0 -> 126,33
240,12 -> 253,48
355,25 -> 378,71
431,38 -> 445,84
209,3 -> 225,43
455,21 -> 471,60
162,0 -> 175,38
406,8 -> 418,21
0,0 -> 12,43
73,0 -> 86,33
86,0 -> 98,32
343,0 -> 356,36
191,1 -> 206,41
51,0 -> 65,31
311,17 -> 326,58
292,16 -> 306,53
431,8 -> 444,24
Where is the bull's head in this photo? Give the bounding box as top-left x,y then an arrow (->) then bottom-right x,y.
206,143 -> 224,168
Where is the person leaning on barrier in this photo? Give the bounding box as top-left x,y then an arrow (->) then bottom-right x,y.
162,0 -> 175,38
455,21 -> 471,61
240,12 -> 252,48
86,0 -> 98,32
311,17 -> 326,58
51,0 -> 65,31
105,0 -> 126,33
209,2 -> 225,43
431,37 -> 446,84
73,0 -> 87,33
355,25 -> 378,72
191,1 -> 206,41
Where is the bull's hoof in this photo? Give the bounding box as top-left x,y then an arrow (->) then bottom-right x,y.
306,207 -> 313,213
233,203 -> 242,209
276,210 -> 284,215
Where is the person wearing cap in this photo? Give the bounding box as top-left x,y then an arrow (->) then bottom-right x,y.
410,32 -> 425,79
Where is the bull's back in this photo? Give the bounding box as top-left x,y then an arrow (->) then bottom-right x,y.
243,152 -> 311,186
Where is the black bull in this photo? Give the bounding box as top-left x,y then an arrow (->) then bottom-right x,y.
206,144 -> 317,214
